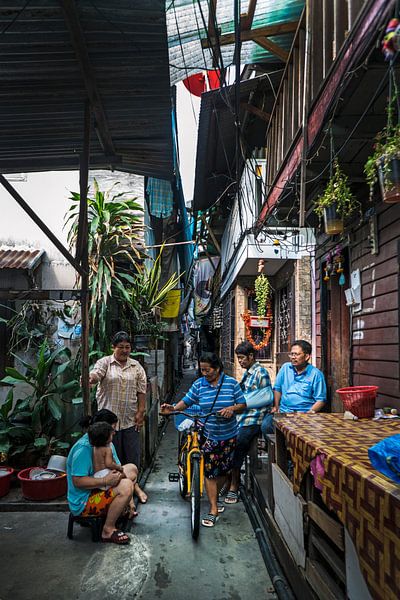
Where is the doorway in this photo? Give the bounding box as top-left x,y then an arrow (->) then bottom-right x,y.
320,250 -> 350,411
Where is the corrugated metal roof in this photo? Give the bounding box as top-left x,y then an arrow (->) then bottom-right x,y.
0,248 -> 44,270
0,1 -> 173,179
167,0 -> 305,85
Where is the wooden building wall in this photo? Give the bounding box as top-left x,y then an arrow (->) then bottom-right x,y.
315,201 -> 400,411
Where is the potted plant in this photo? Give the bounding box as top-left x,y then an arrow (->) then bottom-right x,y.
364,105 -> 400,203
118,247 -> 182,346
241,273 -> 273,351
0,340 -> 80,469
314,161 -> 360,235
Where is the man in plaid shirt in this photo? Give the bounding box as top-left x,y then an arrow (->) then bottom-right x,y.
223,341 -> 273,504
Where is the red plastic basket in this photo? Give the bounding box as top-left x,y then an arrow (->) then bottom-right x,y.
336,386 -> 378,418
17,467 -> 67,501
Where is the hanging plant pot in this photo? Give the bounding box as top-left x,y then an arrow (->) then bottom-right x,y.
323,203 -> 344,235
378,157 -> 400,203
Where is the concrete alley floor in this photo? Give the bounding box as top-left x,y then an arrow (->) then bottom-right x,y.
0,372 -> 276,600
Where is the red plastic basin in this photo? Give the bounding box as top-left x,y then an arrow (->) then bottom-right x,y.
18,467 -> 67,501
0,467 -> 14,498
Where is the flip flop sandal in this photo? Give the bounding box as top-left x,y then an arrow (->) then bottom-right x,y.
224,491 -> 239,504
102,530 -> 130,545
201,513 -> 219,527
217,502 -> 225,513
218,484 -> 229,498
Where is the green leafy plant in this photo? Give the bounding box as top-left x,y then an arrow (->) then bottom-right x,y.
118,248 -> 182,337
0,301 -> 61,354
314,161 -> 360,222
0,340 -> 80,463
65,179 -> 144,351
254,274 -> 270,317
364,90 -> 400,201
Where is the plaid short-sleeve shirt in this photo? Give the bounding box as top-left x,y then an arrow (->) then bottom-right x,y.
90,355 -> 147,430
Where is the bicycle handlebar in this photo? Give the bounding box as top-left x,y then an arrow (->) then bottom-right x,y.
159,410 -> 218,419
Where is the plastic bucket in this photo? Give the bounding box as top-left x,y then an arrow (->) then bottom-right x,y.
0,467 -> 14,498
336,386 -> 378,418
18,467 -> 67,500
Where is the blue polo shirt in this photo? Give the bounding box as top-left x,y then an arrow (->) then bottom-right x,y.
66,433 -> 120,516
273,362 -> 326,413
182,374 -> 245,441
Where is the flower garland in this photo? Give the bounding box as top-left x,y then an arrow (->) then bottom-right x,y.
241,310 -> 272,350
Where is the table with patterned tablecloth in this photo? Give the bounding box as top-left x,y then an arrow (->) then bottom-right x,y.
275,412 -> 400,600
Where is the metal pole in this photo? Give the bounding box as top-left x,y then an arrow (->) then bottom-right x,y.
80,101 -> 91,416
234,0 -> 244,232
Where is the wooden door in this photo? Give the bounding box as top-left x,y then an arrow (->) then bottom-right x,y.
321,254 -> 350,411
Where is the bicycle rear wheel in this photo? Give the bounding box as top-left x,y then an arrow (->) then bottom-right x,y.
190,456 -> 201,540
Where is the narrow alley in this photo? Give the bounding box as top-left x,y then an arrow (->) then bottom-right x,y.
0,371 -> 277,600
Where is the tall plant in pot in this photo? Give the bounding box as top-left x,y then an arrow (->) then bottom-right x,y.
364,89 -> 400,203
314,161 -> 360,235
118,247 -> 182,345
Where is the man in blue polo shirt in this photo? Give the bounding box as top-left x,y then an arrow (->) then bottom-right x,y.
262,339 -> 327,436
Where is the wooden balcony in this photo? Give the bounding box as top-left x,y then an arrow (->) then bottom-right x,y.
261,0 -> 390,223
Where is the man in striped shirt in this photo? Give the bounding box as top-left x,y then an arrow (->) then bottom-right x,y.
223,341 -> 273,504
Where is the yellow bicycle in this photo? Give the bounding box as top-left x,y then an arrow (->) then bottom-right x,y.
168,410 -> 215,539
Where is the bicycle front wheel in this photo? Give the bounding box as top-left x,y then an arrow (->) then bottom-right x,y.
190,456 -> 201,540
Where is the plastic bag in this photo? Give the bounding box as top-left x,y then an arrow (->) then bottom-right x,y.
244,387 -> 273,409
368,434 -> 400,483
177,418 -> 194,431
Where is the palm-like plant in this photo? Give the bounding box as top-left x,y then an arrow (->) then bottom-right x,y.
65,179 -> 143,349
119,249 -> 182,336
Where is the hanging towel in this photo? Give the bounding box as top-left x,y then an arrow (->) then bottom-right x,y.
146,177 -> 174,218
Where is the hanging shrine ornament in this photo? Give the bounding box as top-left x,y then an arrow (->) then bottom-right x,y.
241,310 -> 272,351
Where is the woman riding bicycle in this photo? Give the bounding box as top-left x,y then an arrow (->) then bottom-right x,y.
161,353 -> 246,527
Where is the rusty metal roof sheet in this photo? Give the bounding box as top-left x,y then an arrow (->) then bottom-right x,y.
0,1 -> 173,180
0,248 -> 44,270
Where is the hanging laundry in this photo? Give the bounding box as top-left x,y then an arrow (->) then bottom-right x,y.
146,177 -> 174,218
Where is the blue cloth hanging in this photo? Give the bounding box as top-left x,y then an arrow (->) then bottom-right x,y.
146,177 -> 174,218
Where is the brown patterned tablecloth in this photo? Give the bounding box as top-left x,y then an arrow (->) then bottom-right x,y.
275,413 -> 400,600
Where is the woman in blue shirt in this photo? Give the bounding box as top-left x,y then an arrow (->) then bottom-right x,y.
162,353 -> 246,527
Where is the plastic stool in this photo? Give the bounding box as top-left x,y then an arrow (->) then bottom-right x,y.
67,514 -> 104,542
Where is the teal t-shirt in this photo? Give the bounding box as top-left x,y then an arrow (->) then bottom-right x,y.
66,433 -> 120,516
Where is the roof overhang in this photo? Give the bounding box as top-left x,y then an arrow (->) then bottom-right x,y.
0,1 -> 173,179
193,73 -> 282,213
220,227 -> 315,298
0,247 -> 44,270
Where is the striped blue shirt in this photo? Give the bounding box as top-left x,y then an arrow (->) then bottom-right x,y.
182,374 -> 245,441
238,362 -> 273,427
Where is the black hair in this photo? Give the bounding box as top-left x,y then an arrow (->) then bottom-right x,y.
235,341 -> 256,358
88,422 -> 114,447
79,409 -> 118,431
112,331 -> 131,346
199,352 -> 224,371
291,339 -> 312,355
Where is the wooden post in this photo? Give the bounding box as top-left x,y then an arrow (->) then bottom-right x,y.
299,0 -> 311,228
80,102 -> 91,416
